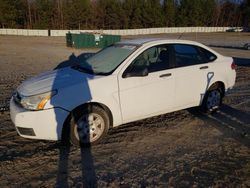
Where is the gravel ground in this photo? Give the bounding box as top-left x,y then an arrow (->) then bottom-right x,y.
0,33 -> 250,187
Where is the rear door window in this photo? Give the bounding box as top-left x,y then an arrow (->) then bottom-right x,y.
173,44 -> 207,67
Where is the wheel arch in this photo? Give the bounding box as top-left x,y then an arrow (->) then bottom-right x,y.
208,81 -> 225,97
60,102 -> 114,141
199,81 -> 225,113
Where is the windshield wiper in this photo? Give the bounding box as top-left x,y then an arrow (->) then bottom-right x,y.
93,72 -> 109,76
71,64 -> 94,74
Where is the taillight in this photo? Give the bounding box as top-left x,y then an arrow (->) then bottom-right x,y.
231,61 -> 237,70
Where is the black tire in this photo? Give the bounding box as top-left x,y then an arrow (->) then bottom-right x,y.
201,86 -> 223,113
69,105 -> 109,147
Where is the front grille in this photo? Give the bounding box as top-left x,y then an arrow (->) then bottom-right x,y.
16,127 -> 36,136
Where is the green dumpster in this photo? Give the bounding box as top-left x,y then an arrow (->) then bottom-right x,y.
66,32 -> 121,49
73,33 -> 95,48
97,34 -> 121,48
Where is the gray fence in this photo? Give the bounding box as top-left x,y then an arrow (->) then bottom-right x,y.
0,27 -> 233,37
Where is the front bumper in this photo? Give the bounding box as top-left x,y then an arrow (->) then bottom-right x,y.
10,98 -> 69,141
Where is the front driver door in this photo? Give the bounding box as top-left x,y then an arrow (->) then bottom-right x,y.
118,44 -> 175,123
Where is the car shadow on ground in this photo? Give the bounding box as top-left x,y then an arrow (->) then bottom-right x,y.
189,105 -> 250,148
55,144 -> 97,187
233,57 -> 250,67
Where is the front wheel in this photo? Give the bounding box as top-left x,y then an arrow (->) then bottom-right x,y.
201,88 -> 223,113
69,105 -> 110,146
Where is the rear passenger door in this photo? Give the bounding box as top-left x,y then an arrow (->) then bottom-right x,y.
172,44 -> 216,108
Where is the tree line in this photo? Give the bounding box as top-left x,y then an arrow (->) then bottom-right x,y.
0,0 -> 249,30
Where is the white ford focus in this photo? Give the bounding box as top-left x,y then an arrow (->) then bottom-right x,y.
10,39 -> 236,146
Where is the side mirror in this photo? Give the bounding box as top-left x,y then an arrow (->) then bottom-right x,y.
123,66 -> 149,78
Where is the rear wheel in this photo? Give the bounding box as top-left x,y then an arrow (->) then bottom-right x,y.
201,86 -> 223,113
69,105 -> 109,146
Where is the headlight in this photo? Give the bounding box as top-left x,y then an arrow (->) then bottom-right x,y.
19,90 -> 57,110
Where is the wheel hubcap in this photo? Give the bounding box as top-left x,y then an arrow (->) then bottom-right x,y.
74,113 -> 105,143
206,90 -> 221,111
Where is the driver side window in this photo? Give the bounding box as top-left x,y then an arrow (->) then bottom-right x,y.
123,44 -> 170,78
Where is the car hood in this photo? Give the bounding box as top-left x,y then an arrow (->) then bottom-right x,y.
17,67 -> 98,96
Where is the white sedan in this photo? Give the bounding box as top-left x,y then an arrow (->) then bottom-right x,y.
10,39 -> 236,146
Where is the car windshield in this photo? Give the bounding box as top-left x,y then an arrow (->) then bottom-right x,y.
78,44 -> 137,75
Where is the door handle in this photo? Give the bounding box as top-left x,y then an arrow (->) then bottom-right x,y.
200,66 -> 209,70
159,73 -> 172,78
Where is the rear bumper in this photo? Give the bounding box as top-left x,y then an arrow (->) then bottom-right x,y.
10,98 -> 69,141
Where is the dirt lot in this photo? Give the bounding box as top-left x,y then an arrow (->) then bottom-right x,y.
0,33 -> 250,187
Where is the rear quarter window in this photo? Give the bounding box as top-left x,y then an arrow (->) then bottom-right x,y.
198,47 -> 217,62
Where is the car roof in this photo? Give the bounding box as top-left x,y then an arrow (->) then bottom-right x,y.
116,38 -> 222,58
118,38 -> 200,46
